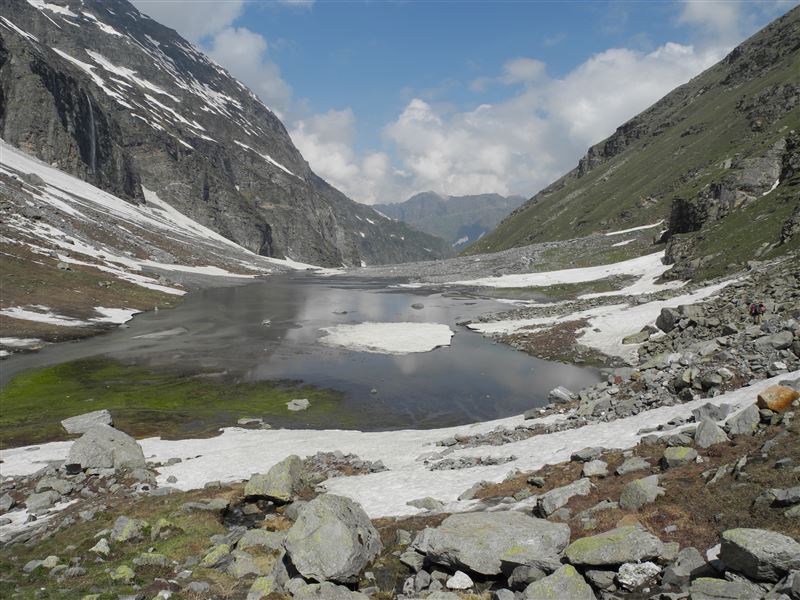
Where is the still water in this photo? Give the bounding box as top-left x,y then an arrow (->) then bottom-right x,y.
1,273 -> 600,430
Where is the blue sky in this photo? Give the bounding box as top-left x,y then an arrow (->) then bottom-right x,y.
133,0 -> 796,203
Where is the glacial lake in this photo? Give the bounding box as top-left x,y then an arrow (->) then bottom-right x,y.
1,273 -> 600,430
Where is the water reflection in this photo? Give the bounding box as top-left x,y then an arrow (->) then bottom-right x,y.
1,273 -> 600,430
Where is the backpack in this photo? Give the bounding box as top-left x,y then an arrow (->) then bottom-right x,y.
749,303 -> 758,316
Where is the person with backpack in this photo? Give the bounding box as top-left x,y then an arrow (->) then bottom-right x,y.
749,300 -> 766,324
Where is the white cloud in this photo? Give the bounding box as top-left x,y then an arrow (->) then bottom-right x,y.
501,57 -> 546,85
206,27 -> 293,116
131,0 -> 244,42
677,0 -> 744,43
290,109 -> 397,203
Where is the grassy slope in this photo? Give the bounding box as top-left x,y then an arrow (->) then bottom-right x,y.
466,7 -> 800,269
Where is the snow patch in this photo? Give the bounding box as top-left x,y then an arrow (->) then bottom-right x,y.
611,239 -> 634,247
604,220 -> 664,236
319,322 -> 454,355
0,306 -> 89,327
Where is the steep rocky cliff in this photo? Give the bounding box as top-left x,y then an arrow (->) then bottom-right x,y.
468,6 -> 800,278
0,0 -> 452,266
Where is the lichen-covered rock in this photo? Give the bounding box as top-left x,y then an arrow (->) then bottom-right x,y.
284,494 -> 381,583
200,544 -> 232,569
66,425 -> 145,471
564,526 -> 665,567
290,581 -> 370,599
413,511 -> 570,576
661,446 -> 698,469
616,456 -> 651,476
110,516 -> 147,542
720,528 -> 800,582
237,529 -> 286,551
522,565 -> 595,600
247,576 -> 279,600
757,385 -> 800,412
109,565 -> 134,583
619,475 -> 665,511
617,561 -> 661,590
662,547 -> 707,588
244,455 -> 303,503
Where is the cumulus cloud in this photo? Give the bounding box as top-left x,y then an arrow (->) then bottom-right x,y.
290,109 -> 397,203
206,27 -> 294,117
365,40 -> 724,203
130,0 -> 245,42
677,0 -> 744,43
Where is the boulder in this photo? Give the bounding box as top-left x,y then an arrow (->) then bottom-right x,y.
284,494 -> 382,583
757,385 -> 799,412
413,511 -> 570,576
445,570 -> 473,590
247,576 -> 279,599
720,528 -> 800,582
60,409 -> 113,434
548,386 -> 575,404
694,418 -> 729,448
617,561 -> 661,590
619,475 -> 665,511
615,457 -> 651,476
110,516 -> 147,542
582,460 -> 608,478
290,581 -> 368,600
237,529 -> 286,552
656,308 -> 681,333
244,455 -> 303,503
200,544 -> 232,569
25,490 -> 60,513
661,446 -> 698,469
66,425 -> 146,471
564,526 -> 665,567
571,447 -> 604,462
522,565 -> 595,600
537,478 -> 592,517
770,330 -> 794,350
691,403 -> 733,423
287,399 -> 310,411
662,547 -> 707,588
725,404 -> 760,435
689,576 -> 765,600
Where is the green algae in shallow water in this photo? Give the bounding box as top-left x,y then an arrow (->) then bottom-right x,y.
0,358 -> 348,448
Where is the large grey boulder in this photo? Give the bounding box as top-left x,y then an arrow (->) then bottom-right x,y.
548,386 -> 575,404
661,446 -> 698,469
656,307 -> 681,333
694,418 -> 729,448
689,576 -> 766,600
25,490 -> 60,513
537,478 -> 592,517
616,456 -> 651,476
284,494 -> 381,583
61,409 -> 113,434
619,475 -> 665,511
691,403 -> 733,423
725,404 -> 761,436
413,511 -> 570,576
244,455 -> 303,502
564,526 -> 665,567
66,425 -> 145,471
290,581 -> 369,600
720,528 -> 800,582
662,547 -> 707,588
522,565 -> 595,600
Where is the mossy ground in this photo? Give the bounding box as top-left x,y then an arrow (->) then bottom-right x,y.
474,275 -> 638,302
0,358 -> 348,448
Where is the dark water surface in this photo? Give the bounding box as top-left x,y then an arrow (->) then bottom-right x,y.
1,273 -> 600,430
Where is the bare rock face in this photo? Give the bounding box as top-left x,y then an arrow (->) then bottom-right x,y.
284,494 -> 382,583
66,424 -> 146,471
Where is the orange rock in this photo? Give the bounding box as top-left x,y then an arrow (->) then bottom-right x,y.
756,385 -> 800,412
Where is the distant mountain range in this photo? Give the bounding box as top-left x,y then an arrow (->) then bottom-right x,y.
374,192 -> 526,250
467,6 -> 800,279
0,0 -> 452,267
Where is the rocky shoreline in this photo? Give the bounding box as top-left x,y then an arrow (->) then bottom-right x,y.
1,252 -> 798,599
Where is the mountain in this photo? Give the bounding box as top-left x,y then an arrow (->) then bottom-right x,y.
467,6 -> 800,279
0,0 -> 453,267
374,192 -> 526,250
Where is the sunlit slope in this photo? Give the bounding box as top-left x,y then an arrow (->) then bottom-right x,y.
467,7 -> 800,256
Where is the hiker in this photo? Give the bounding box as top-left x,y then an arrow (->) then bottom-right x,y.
749,300 -> 766,324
